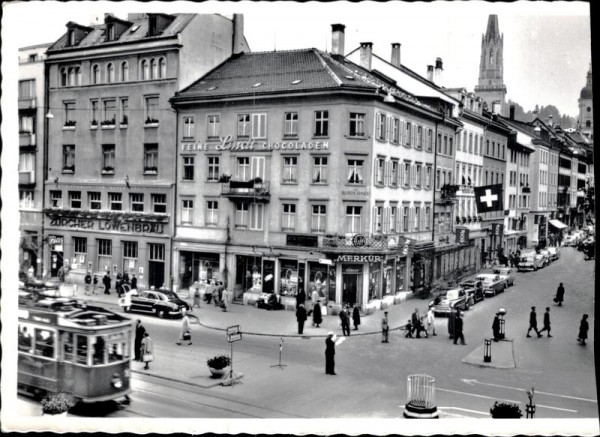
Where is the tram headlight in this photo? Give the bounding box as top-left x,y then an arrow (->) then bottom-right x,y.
111,375 -> 123,389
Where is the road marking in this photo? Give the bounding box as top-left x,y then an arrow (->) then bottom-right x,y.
438,406 -> 490,416
460,379 -> 597,403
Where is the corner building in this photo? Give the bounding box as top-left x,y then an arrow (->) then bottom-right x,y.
171,46 -> 444,313
43,13 -> 247,287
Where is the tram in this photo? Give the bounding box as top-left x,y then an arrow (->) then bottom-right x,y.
18,292 -> 133,403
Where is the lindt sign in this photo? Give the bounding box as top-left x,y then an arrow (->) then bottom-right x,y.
181,136 -> 329,152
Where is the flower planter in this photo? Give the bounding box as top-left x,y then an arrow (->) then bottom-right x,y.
208,366 -> 228,378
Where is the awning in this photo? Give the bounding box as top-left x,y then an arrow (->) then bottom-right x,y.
549,219 -> 568,229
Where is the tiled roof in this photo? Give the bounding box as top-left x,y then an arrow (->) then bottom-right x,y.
48,14 -> 195,51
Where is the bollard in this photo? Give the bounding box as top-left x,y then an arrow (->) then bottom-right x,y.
499,319 -> 506,340
484,339 -> 492,362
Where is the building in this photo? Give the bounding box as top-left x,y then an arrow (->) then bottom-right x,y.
18,43 -> 53,278
170,26 -> 448,313
43,13 -> 248,287
577,63 -> 593,140
474,15 -> 508,117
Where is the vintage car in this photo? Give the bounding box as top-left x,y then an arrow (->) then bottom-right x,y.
492,267 -> 515,287
429,288 -> 470,317
534,253 -> 548,268
119,288 -> 191,318
547,246 -> 561,261
538,249 -> 552,266
458,279 -> 485,304
475,274 -> 506,297
563,235 -> 579,246
518,251 -> 543,271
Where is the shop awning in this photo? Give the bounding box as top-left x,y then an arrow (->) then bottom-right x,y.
549,219 -> 568,229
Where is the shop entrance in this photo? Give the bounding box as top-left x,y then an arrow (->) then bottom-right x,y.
148,261 -> 165,289
342,264 -> 362,307
50,251 -> 63,278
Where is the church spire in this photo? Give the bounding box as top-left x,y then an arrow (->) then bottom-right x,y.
485,14 -> 500,42
475,14 -> 507,116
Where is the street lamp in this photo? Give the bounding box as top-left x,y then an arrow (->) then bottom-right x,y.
483,338 -> 492,362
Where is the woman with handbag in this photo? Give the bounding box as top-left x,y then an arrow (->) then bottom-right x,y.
141,332 -> 153,370
177,309 -> 192,345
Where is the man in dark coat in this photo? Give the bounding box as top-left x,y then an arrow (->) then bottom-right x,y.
116,272 -> 123,295
102,272 -> 111,295
134,319 -> 146,361
577,314 -> 589,345
131,274 -> 138,290
381,311 -> 389,343
325,332 -> 337,375
296,303 -> 307,335
527,306 -> 542,338
538,307 -> 552,337
84,272 -> 92,296
453,312 -> 466,345
411,308 -> 422,338
339,306 -> 350,336
352,304 -> 361,331
555,283 -> 565,306
296,289 -> 306,309
312,301 -> 322,327
492,313 -> 501,341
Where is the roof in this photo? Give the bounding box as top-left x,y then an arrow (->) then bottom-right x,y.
580,84 -> 592,99
485,15 -> 500,41
48,14 -> 196,52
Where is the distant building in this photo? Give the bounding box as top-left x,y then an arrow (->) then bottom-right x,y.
577,63 -> 593,140
474,15 -> 507,117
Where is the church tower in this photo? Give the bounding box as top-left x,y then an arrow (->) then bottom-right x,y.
578,63 -> 593,140
474,15 -> 507,116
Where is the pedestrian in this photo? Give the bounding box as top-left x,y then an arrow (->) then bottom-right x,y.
404,319 -> 413,338
102,272 -> 111,295
577,314 -> 589,345
177,309 -> 192,345
220,288 -> 229,312
538,307 -> 552,337
339,305 -> 350,336
122,272 -> 130,285
116,272 -> 123,295
296,303 -> 307,335
381,311 -> 389,343
453,312 -> 466,345
448,308 -> 457,339
84,271 -> 92,296
411,308 -> 422,338
492,312 -> 501,341
140,332 -> 153,370
92,274 -> 98,294
191,286 -> 201,309
134,319 -> 146,361
57,266 -> 65,284
526,306 -> 542,338
555,283 -> 565,306
131,274 -> 138,290
296,288 -> 306,309
325,332 -> 337,375
312,300 -> 322,327
420,313 -> 429,338
311,286 -> 320,306
427,303 -> 436,336
352,304 -> 361,331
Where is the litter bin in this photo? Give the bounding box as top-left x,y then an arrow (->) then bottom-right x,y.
404,374 -> 439,418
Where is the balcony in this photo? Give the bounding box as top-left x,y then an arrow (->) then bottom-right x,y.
320,233 -> 410,254
18,98 -> 37,110
439,184 -> 459,204
221,180 -> 270,203
19,133 -> 36,147
19,171 -> 35,185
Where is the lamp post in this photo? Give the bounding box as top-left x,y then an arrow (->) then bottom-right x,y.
498,307 -> 507,340
483,338 -> 492,362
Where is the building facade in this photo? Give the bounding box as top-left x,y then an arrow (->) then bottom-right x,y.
43,13 -> 248,287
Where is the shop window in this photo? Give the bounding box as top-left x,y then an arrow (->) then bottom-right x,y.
280,259 -> 299,297
282,203 -> 296,231
312,156 -> 328,184
130,193 -> 144,212
152,193 -> 167,213
284,112 -> 298,137
207,156 -> 220,181
89,192 -> 101,210
314,110 -> 329,137
183,156 -> 194,181
311,204 -> 327,232
206,200 -> 218,226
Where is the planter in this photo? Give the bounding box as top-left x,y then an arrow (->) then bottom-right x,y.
208,366 -> 228,378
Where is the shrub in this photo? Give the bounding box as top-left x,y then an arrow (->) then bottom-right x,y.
207,355 -> 231,370
41,393 -> 76,415
490,401 -> 522,418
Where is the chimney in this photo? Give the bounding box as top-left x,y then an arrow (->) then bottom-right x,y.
427,65 -> 434,82
359,42 -> 373,70
331,24 -> 346,56
434,57 -> 443,85
534,126 -> 541,137
232,14 -> 244,55
391,43 -> 401,67
509,104 -> 515,120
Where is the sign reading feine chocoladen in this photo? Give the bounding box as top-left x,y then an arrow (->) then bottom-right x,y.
181,136 -> 329,152
48,216 -> 165,234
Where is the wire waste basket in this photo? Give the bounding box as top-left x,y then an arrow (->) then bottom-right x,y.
404,374 -> 439,418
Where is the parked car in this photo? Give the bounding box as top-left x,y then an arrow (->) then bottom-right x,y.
492,267 -> 515,287
547,246 -> 561,261
534,253 -> 548,267
119,288 -> 191,318
429,288 -> 470,316
539,250 -> 552,266
518,250 -> 543,271
563,235 -> 578,246
459,279 -> 485,303
475,274 -> 506,297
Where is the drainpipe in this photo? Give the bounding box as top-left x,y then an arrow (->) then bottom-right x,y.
41,59 -> 50,279
431,117 -> 440,287
171,101 -> 179,292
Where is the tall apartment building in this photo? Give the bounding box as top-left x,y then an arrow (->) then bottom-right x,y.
43,13 -> 248,288
18,43 -> 53,278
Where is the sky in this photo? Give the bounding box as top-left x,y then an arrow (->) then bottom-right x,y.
2,1 -> 592,116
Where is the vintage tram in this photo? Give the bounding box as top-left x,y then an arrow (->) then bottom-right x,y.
18,292 -> 133,403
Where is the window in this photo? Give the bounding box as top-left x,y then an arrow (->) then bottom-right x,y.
64,101 -> 76,125
152,194 -> 167,213
119,98 -> 128,125
206,200 -> 218,226
449,137 -> 453,155
89,192 -> 101,210
405,122 -> 412,146
182,156 -> 194,181
443,136 -> 448,155
183,116 -> 195,139
50,190 -> 62,208
414,206 -> 421,231
473,136 -> 478,155
425,166 -> 432,189
62,145 -> 75,172
402,206 -> 409,232
284,112 -> 298,137
375,158 -> 385,185
457,133 -> 461,151
102,99 -> 116,124
102,144 -> 115,171
414,164 -> 422,188
123,241 -> 138,260
208,115 -> 220,138
282,203 -> 296,231
436,133 -> 442,153
98,239 -> 112,256
392,118 -> 400,143
311,205 -> 327,232
144,144 -> 158,172
145,96 -> 159,124
109,193 -> 122,211
19,152 -> 35,174
106,63 -> 115,83
374,205 -> 384,233
416,126 -> 423,149
376,113 -> 386,140
403,162 -> 411,187
150,58 -> 158,79
91,64 -> 100,84
347,159 -> 364,184
425,206 -> 431,230
19,190 -> 34,209
436,168 -> 441,190
390,206 -> 397,232
159,57 -> 166,78
282,156 -> 298,183
207,156 -> 220,181
312,156 -> 328,184
148,243 -> 165,261
468,133 -> 473,153
427,129 -> 433,152
74,237 -> 87,255
235,202 -> 249,228
391,161 -> 399,187
349,112 -> 366,138
120,61 -> 129,81
69,191 -> 82,209
314,110 -> 329,137
141,59 -> 149,80
237,157 -> 250,180
182,199 -> 194,224
19,115 -> 35,134
60,68 -> 67,86
130,193 -> 144,212
19,79 -> 35,99
250,203 -> 264,230
237,114 -> 250,138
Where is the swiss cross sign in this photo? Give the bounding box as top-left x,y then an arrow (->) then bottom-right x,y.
474,184 -> 504,213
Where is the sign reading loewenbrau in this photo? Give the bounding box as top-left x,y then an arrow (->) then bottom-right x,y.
181,137 -> 329,152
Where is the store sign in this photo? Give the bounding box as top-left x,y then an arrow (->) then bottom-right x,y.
48,217 -> 165,234
336,254 -> 383,263
492,223 -> 504,237
456,228 -> 470,245
352,234 -> 367,248
48,235 -> 64,246
342,190 -> 370,197
181,136 -> 329,152
286,234 -> 319,247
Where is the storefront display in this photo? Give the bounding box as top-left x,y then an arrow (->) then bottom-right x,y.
396,258 -> 406,293
280,259 -> 299,297
368,260 -> 381,301
308,261 -> 328,301
179,251 -> 220,289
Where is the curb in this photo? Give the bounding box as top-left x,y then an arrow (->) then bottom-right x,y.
131,369 -> 225,389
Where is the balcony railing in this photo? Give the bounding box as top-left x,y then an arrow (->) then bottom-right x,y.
221,180 -> 270,202
321,233 -> 404,251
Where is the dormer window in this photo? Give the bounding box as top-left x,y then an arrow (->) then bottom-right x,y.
147,13 -> 175,37
107,24 -> 115,41
68,29 -> 76,46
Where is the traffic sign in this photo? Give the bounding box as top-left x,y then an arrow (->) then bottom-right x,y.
228,332 -> 242,343
226,325 -> 240,336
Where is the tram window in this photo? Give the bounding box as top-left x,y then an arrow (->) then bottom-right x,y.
62,332 -> 75,361
34,328 -> 55,358
93,336 -> 106,365
108,342 -> 124,362
77,335 -> 89,364
18,324 -> 33,353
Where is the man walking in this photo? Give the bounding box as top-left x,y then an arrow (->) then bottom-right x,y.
339,305 -> 351,336
296,303 -> 307,335
492,312 -> 501,341
427,304 -> 436,336
453,312 -> 466,345
102,272 -> 111,295
177,309 -> 192,345
134,319 -> 146,361
325,332 -> 337,375
538,307 -> 552,337
381,311 -> 389,343
411,308 -> 422,338
555,283 -> 565,306
84,271 -> 92,296
527,306 -> 542,338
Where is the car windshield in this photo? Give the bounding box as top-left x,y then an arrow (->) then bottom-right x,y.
163,291 -> 179,300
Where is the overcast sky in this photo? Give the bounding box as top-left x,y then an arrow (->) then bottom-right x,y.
3,1 -> 592,117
